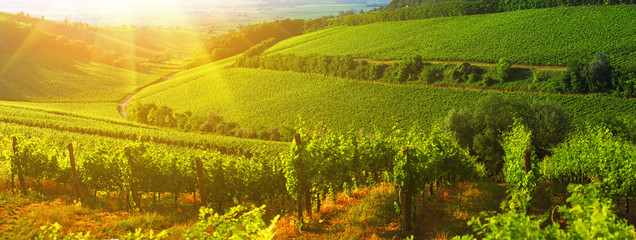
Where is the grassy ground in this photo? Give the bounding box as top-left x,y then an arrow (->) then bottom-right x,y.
0,179 -> 200,239
0,177 -> 632,239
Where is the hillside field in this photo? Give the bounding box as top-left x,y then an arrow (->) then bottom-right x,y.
266,5 -> 636,67
133,63 -> 636,135
0,49 -> 166,102
0,12 -> 199,103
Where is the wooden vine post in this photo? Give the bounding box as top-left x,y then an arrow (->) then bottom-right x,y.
294,133 -> 304,224
316,191 -> 322,213
524,149 -> 532,174
400,147 -> 412,232
12,136 -> 27,195
68,143 -> 81,198
305,188 -> 312,216
10,140 -> 15,194
125,147 -> 141,209
195,157 -> 207,207
626,196 -> 630,216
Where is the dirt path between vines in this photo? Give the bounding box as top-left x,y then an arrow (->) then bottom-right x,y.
117,73 -> 177,119
358,59 -> 568,71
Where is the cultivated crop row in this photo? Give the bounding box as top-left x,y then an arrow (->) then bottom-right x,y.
0,104 -> 288,156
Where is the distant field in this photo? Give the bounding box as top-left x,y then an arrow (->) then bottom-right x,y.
264,4 -> 374,19
134,65 -> 636,134
265,5 -> 636,67
0,12 -> 196,102
0,49 -> 164,102
0,11 -> 201,58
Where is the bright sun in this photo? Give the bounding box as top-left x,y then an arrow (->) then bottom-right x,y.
1,0 -> 242,26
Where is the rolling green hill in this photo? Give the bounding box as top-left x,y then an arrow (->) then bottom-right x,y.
133,61 -> 636,135
0,48 -> 161,102
265,5 -> 636,67
0,12 -> 197,104
0,11 -> 201,58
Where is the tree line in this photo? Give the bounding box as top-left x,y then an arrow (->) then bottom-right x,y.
190,19 -> 305,67
335,0 -> 636,27
127,102 -> 288,142
237,52 -> 636,97
548,52 -> 636,98
236,53 -> 529,88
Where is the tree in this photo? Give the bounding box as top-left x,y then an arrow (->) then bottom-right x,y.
441,108 -> 473,149
268,127 -> 281,141
566,60 -> 587,93
450,62 -> 481,83
495,58 -> 512,82
525,100 -> 569,158
128,102 -> 156,124
442,96 -> 569,178
199,112 -> 224,132
584,52 -> 613,92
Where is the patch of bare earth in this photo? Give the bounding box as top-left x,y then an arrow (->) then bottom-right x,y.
274,182 -> 507,240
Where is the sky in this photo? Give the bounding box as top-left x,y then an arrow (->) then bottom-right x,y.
0,0 -> 378,27
0,0 -> 258,26
0,0 -> 245,14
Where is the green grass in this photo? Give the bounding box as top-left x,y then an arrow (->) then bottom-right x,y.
0,49 -> 163,102
265,5 -> 636,67
133,64 -> 636,135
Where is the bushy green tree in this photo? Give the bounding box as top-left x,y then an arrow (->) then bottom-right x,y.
127,102 -> 156,124
494,58 -> 512,82
441,108 -> 473,149
525,100 -> 569,157
418,64 -> 445,83
450,62 -> 482,83
442,96 -> 569,177
584,52 -> 613,93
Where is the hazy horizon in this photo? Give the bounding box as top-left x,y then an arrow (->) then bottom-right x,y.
0,0 -> 381,27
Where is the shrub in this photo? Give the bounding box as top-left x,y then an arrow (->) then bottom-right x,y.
482,75 -> 496,87
442,96 -> 569,177
418,64 -> 445,83
494,58 -> 512,82
449,62 -> 481,84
